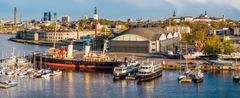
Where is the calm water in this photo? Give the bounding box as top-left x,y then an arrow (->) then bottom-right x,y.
0,34 -> 240,98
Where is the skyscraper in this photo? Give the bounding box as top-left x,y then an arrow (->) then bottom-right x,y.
48,12 -> 52,21
43,12 -> 48,21
14,7 -> 17,25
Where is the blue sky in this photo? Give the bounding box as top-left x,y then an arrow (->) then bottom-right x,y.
0,0 -> 240,21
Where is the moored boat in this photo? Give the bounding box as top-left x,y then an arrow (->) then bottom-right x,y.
207,59 -> 232,65
192,69 -> 204,83
137,61 -> 162,81
233,75 -> 240,83
34,43 -> 123,71
183,51 -> 204,60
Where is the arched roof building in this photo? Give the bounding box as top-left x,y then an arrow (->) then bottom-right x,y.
109,27 -> 179,53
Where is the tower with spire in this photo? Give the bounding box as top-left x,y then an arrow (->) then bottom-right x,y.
93,7 -> 99,20
173,10 -> 176,17
204,10 -> 208,18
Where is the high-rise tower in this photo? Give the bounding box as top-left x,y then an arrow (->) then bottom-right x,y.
14,7 -> 17,25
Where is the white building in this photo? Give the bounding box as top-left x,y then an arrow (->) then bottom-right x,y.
166,26 -> 191,34
234,28 -> 240,36
61,16 -> 70,23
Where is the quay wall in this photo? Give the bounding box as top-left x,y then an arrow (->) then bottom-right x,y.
161,65 -> 240,71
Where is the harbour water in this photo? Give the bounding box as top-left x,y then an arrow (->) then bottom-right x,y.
0,34 -> 240,98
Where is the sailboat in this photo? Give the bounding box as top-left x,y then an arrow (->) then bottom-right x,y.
178,43 -> 192,83
191,68 -> 204,83
233,60 -> 240,83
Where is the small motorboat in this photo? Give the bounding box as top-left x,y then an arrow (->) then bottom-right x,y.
179,76 -> 192,83
0,84 -> 11,89
5,81 -> 17,87
53,70 -> 62,76
233,75 -> 240,83
41,73 -> 50,78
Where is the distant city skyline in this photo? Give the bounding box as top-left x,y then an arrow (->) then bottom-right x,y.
0,0 -> 240,21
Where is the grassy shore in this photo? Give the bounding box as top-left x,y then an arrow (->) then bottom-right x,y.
9,38 -> 54,46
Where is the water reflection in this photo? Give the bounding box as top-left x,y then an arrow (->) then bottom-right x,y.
1,34 -> 240,98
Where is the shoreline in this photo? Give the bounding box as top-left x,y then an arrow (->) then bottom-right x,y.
8,37 -> 54,46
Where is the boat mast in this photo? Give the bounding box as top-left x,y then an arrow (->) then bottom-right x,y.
185,43 -> 188,70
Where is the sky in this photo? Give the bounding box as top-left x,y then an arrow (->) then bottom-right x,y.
0,0 -> 240,21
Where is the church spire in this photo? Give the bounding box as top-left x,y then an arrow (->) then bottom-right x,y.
94,7 -> 97,15
173,10 -> 176,17
93,6 -> 99,20
204,10 -> 208,18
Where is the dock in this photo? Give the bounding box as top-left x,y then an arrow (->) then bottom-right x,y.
161,64 -> 240,71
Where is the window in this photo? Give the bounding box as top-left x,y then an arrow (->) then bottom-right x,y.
152,49 -> 156,51
152,43 -> 155,45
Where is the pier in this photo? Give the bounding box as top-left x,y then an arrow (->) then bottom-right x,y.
161,64 -> 240,71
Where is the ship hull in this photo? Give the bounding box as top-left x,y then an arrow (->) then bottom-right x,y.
193,78 -> 203,83
138,70 -> 162,81
233,76 -> 240,83
34,56 -> 122,71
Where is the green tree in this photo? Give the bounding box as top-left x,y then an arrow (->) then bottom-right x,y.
203,35 -> 221,55
118,25 -> 128,33
222,40 -> 234,54
235,47 -> 240,52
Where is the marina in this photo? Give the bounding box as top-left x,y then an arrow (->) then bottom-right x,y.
1,34 -> 240,97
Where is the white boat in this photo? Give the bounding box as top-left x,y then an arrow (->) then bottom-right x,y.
113,59 -> 139,79
137,61 -> 162,81
6,70 -> 15,76
207,59 -> 232,65
233,75 -> 240,83
18,71 -> 28,76
16,57 -> 29,66
4,81 -> 17,87
191,69 -> 204,83
41,73 -> 51,78
53,70 -> 62,76
183,51 -> 203,60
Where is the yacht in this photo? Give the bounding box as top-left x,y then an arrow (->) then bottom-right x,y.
233,75 -> 240,83
137,61 -> 162,81
113,59 -> 139,79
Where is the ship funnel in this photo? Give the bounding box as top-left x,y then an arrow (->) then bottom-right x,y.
67,42 -> 73,58
84,43 -> 91,56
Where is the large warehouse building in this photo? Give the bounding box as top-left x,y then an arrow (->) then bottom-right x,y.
109,27 -> 179,53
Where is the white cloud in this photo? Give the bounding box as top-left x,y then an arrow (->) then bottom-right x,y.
122,0 -> 240,10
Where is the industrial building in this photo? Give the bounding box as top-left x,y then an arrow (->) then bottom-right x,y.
109,27 -> 179,53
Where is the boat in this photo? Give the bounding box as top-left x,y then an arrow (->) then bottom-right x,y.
218,52 -> 240,60
52,69 -> 62,76
178,76 -> 192,83
5,81 -> 17,87
16,57 -> 30,66
137,61 -> 162,81
113,58 -> 139,79
183,51 -> 204,60
191,69 -> 204,83
207,59 -> 232,65
233,75 -> 240,83
41,73 -> 50,78
6,70 -> 15,76
0,84 -> 11,89
34,42 -> 123,71
162,51 -> 182,59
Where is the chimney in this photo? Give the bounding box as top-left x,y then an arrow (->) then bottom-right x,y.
67,42 -> 73,58
84,43 -> 91,56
